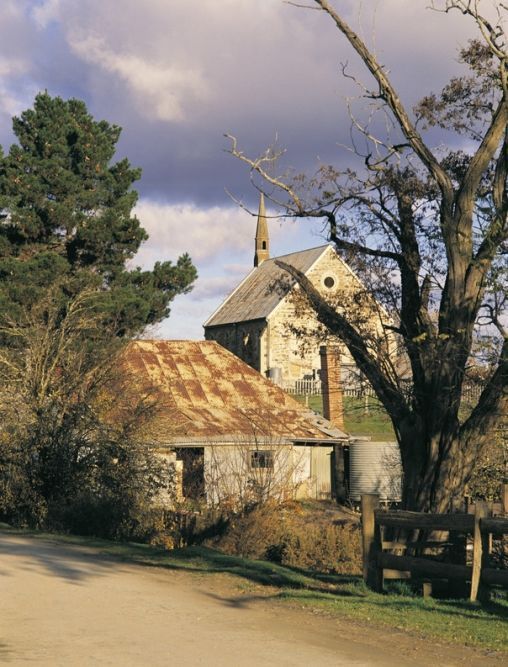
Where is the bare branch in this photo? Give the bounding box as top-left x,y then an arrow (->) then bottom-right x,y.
224,134 -> 306,212
313,0 -> 454,203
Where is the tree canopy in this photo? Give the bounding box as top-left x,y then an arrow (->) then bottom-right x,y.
228,0 -> 507,512
0,92 -> 197,335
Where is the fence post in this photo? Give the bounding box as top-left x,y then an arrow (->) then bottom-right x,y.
470,501 -> 491,602
502,483 -> 508,515
361,493 -> 382,591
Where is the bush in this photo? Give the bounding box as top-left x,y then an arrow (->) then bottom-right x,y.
467,429 -> 507,502
207,501 -> 285,559
46,494 -> 169,542
276,523 -> 361,574
207,501 -> 362,575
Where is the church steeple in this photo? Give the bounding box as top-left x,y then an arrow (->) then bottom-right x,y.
254,193 -> 269,267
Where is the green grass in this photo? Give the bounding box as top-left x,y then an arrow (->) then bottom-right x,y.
295,395 -> 395,438
3,525 -> 506,653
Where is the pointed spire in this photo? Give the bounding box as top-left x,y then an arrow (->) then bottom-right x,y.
254,193 -> 269,267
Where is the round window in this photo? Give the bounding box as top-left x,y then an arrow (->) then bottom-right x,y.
324,276 -> 335,289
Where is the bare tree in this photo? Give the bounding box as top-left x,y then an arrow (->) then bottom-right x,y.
227,1 -> 507,512
201,408 -> 310,512
0,286 -> 168,534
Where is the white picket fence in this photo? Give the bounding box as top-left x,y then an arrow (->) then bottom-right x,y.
282,379 -> 484,402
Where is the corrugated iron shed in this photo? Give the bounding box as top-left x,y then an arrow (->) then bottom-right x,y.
204,245 -> 328,327
122,340 -> 348,444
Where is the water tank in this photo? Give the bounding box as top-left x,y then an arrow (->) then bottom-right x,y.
349,440 -> 402,502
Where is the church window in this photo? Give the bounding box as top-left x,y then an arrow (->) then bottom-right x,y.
262,241 -> 267,249
324,276 -> 335,289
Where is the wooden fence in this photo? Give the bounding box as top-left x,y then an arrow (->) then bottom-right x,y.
361,491 -> 508,601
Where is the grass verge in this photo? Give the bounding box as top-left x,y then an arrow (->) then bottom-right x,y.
294,395 -> 395,438
2,524 -> 506,653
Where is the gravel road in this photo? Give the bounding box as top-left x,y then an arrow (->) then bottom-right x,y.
0,532 -> 503,666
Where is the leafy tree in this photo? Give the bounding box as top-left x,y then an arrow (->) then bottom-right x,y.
228,1 -> 507,512
0,93 -> 194,532
0,92 -> 197,335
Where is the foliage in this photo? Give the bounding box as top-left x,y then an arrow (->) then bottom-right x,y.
206,501 -> 362,575
0,93 -> 194,536
467,428 -> 507,501
0,92 -> 197,336
228,2 -> 508,512
0,284 -> 174,537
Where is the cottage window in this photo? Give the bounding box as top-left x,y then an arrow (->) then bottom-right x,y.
250,450 -> 274,469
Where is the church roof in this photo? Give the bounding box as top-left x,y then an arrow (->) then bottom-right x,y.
204,245 -> 329,327
121,339 -> 348,443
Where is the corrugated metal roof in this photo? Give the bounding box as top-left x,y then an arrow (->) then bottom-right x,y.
122,340 -> 348,444
204,245 -> 328,327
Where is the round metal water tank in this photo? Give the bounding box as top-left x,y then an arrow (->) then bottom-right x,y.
349,440 -> 402,502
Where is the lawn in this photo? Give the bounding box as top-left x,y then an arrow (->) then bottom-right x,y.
4,526 -> 506,653
294,394 -> 395,438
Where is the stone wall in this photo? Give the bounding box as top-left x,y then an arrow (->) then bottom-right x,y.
265,248 -> 359,382
205,320 -> 266,373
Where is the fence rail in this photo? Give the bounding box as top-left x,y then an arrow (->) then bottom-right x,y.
361,490 -> 508,601
282,379 -> 484,402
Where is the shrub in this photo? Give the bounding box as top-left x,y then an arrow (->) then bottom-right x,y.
208,502 -> 362,575
467,429 -> 507,502
277,523 -> 361,575
207,501 -> 285,559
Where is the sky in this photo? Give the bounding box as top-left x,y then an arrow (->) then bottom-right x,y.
0,0 -> 495,338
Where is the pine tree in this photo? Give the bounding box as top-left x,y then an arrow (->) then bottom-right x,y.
0,92 -> 197,334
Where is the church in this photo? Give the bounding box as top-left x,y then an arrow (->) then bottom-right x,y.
204,195 -> 391,391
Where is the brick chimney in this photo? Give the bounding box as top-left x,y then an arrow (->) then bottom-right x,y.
319,345 -> 344,430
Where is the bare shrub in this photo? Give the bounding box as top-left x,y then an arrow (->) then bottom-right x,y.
204,435 -> 307,512
209,501 -> 362,575
207,501 -> 286,559
278,523 -> 361,575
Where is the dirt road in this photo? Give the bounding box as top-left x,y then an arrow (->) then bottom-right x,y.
0,532 -> 503,666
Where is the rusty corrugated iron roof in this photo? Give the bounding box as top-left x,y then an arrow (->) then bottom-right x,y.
122,340 -> 348,444
204,245 -> 328,327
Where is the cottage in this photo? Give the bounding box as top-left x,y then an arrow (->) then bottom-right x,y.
121,340 -> 348,505
204,194 -> 394,391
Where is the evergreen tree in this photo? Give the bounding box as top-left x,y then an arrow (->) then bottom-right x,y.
0,92 -> 197,334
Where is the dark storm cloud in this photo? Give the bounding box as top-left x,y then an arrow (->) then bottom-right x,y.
2,0 -> 494,337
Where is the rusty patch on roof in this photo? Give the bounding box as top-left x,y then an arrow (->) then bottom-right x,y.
120,340 -> 348,444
